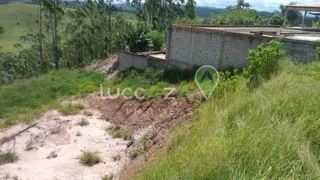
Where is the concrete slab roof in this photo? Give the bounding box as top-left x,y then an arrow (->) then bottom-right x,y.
285,4 -> 320,11
172,24 -> 320,42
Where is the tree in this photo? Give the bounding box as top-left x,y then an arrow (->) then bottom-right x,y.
42,0 -> 64,70
280,2 -> 302,25
130,0 -> 185,30
185,0 -> 196,19
227,0 -> 251,11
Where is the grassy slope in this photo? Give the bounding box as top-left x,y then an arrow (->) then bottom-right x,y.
0,70 -> 104,127
135,60 -> 320,179
0,3 -> 38,52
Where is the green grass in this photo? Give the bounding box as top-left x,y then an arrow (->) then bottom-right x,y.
0,69 -> 104,127
59,103 -> 85,116
0,3 -> 39,52
103,67 -> 198,100
133,60 -> 320,179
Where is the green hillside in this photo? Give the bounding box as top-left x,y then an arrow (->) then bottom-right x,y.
0,3 -> 38,52
135,60 -> 320,179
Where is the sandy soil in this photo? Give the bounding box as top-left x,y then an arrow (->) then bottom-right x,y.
0,94 -> 196,180
0,110 -> 129,180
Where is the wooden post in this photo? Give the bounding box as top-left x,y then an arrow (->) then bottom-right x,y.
302,11 -> 307,27
283,8 -> 288,27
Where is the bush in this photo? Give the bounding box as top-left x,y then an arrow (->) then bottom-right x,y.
246,40 -> 284,89
127,22 -> 152,53
150,31 -> 165,51
79,152 -> 101,166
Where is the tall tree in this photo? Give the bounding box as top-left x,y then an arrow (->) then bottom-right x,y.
42,0 -> 64,70
131,0 -> 185,30
185,0 -> 196,19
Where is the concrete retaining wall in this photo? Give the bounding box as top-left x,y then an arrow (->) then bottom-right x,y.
166,26 -> 269,70
277,38 -> 320,61
119,51 -> 166,71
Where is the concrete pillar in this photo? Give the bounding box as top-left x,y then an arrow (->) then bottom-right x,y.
302,11 -> 307,27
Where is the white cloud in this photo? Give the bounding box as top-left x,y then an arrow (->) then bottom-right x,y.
195,0 -> 320,12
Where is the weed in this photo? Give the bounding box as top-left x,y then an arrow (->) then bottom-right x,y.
102,173 -> 114,180
49,126 -> 61,135
76,118 -> 90,127
59,104 -> 85,116
107,124 -> 132,140
79,152 -> 101,166
83,110 -> 93,117
129,150 -> 139,160
76,132 -> 82,136
25,140 -> 34,151
0,152 -> 18,165
316,47 -> 320,61
112,154 -> 121,162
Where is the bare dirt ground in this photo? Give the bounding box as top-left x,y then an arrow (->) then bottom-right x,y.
0,95 -> 196,180
85,96 -> 195,150
0,55 -> 197,179
0,109 -> 129,180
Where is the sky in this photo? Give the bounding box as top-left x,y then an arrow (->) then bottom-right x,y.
195,0 -> 320,12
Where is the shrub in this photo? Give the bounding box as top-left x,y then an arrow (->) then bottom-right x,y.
246,40 -> 284,89
150,31 -> 165,51
127,22 -> 152,53
79,152 -> 101,166
0,152 -> 18,165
